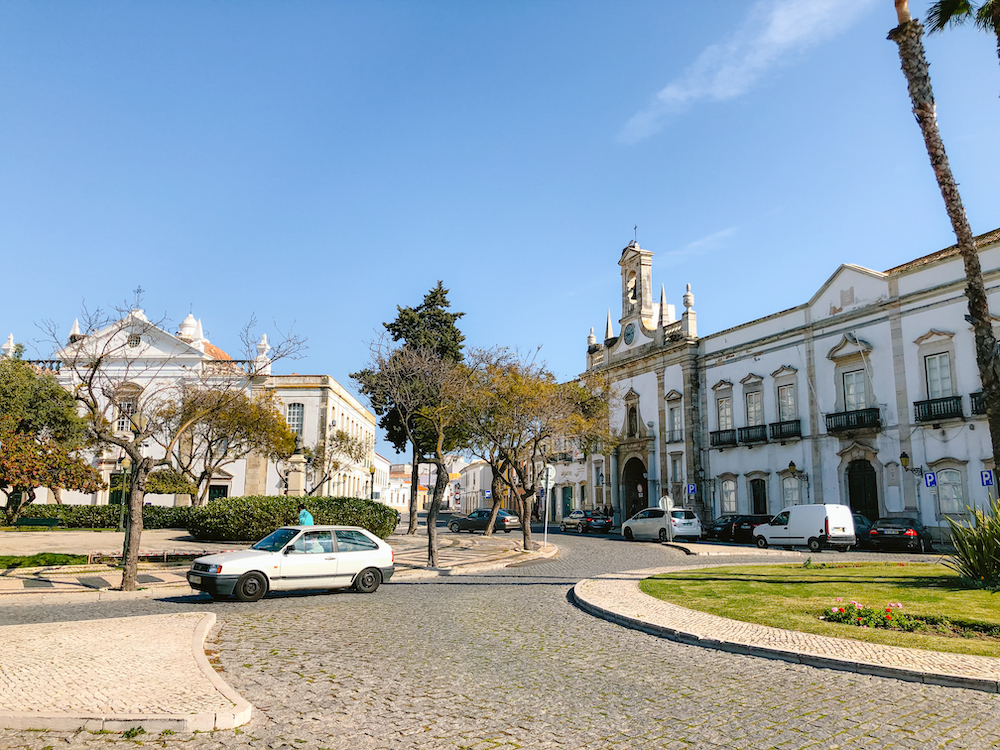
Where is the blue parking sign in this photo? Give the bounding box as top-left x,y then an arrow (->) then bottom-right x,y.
686,483 -> 697,495
924,472 -> 937,488
982,470 -> 995,487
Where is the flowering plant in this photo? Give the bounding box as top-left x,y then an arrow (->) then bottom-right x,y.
821,599 -> 922,631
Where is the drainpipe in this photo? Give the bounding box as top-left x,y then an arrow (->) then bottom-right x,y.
610,447 -> 620,528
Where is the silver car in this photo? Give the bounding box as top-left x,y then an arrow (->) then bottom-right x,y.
186,525 -> 394,602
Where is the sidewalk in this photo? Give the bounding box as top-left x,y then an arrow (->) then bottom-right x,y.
573,562 -> 1000,694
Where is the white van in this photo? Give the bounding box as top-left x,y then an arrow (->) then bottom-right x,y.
752,504 -> 856,552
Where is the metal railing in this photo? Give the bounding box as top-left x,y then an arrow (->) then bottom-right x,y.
825,407 -> 881,432
769,419 -> 802,440
665,428 -> 684,443
710,429 -> 737,447
914,395 -> 963,422
971,392 -> 986,415
738,425 -> 767,444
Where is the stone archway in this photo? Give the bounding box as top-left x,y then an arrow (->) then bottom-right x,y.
622,457 -> 648,520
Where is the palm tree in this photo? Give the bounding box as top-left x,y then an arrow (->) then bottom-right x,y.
926,0 -> 1000,63
888,1 -> 1000,470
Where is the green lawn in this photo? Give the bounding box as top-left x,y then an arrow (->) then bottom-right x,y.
0,553 -> 89,569
639,562 -> 1000,657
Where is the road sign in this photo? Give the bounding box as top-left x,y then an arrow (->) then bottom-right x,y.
686,483 -> 697,495
983,470 -> 995,487
485,489 -> 491,499
924,472 -> 937,488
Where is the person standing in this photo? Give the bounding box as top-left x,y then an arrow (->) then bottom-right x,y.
298,503 -> 314,526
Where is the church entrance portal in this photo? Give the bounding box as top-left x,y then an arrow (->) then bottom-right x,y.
622,457 -> 648,520
847,459 -> 879,521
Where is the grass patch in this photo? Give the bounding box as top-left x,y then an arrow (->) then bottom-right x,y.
0,553 -> 89,569
639,562 -> 1000,657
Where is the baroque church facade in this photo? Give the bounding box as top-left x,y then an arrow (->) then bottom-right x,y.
572,230 -> 1000,543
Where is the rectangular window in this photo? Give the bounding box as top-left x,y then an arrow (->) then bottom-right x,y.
745,391 -> 763,427
721,479 -> 737,514
937,468 -> 963,514
717,397 -> 733,430
668,405 -> 681,433
778,384 -> 796,421
671,456 -> 682,484
287,403 -> 305,437
117,399 -> 136,433
843,370 -> 866,411
925,353 -> 953,399
782,476 -> 800,506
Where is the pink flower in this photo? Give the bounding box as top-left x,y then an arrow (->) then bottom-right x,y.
831,607 -> 837,613
836,598 -> 843,602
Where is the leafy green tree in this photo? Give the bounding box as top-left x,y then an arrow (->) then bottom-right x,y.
303,429 -> 370,496
0,357 -> 105,523
889,1 -> 1000,475
353,281 -> 465,535
927,1 -> 1000,63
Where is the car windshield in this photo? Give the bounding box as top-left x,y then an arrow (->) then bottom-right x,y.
252,527 -> 300,552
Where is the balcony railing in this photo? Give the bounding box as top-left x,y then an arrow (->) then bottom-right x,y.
914,395 -> 963,423
710,429 -> 737,448
971,392 -> 987,416
825,407 -> 881,433
665,428 -> 684,443
769,419 -> 802,440
738,425 -> 767,444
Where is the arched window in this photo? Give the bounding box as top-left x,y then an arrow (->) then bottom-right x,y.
628,407 -> 637,437
115,383 -> 142,433
721,479 -> 737,514
287,403 -> 305,437
782,476 -> 800,506
937,469 -> 964,515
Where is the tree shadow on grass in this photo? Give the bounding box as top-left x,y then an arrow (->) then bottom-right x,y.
648,571 -> 973,593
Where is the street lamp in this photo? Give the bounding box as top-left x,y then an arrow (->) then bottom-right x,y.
787,461 -> 811,503
369,465 -> 376,500
900,451 -> 923,476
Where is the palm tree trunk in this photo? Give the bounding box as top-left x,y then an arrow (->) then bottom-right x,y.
889,12 -> 1000,475
407,446 -> 420,535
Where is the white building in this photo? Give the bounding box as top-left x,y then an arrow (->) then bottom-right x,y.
583,230 -> 1000,541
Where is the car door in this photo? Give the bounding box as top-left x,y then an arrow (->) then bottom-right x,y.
275,529 -> 337,590
767,511 -> 791,545
645,509 -> 666,539
334,529 -> 384,586
567,510 -> 584,530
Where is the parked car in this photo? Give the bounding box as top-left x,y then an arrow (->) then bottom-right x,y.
852,513 -> 873,548
868,516 -> 934,553
622,508 -> 702,542
705,514 -> 742,541
561,509 -> 612,534
732,514 -> 773,544
186,525 -> 395,602
449,508 -> 521,534
753,504 -> 855,552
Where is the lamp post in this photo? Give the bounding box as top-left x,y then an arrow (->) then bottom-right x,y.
900,451 -> 923,476
117,455 -> 131,533
369,465 -> 376,500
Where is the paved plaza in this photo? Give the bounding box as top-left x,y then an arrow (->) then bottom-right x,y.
1,532 -> 999,749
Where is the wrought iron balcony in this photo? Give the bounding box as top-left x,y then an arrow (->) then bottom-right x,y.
738,425 -> 767,444
914,396 -> 963,423
825,407 -> 881,433
769,419 -> 802,440
665,429 -> 684,443
710,429 -> 737,448
971,392 -> 987,416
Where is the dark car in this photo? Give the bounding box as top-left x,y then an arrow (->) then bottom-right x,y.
561,510 -> 612,534
868,516 -> 934,553
705,514 -> 742,541
449,508 -> 521,534
732,514 -> 773,544
852,513 -> 873,548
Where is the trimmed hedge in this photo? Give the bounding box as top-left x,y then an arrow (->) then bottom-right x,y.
3,504 -> 194,530
185,496 -> 399,542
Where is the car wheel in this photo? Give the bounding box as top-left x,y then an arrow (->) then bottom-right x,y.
808,537 -> 822,553
450,522 -> 460,533
836,545 -> 849,553
755,536 -> 768,549
658,528 -> 668,542
234,572 -> 267,602
578,523 -> 585,534
560,523 -> 566,532
624,528 -> 634,541
353,568 -> 382,593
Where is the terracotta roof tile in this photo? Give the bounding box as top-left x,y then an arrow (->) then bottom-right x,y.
885,227 -> 1000,274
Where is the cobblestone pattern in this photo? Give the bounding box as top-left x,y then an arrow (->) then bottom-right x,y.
0,613 -> 237,715
575,565 -> 1000,689
1,538 -> 998,749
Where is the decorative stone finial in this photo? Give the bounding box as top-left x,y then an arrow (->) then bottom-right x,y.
2,333 -> 13,358
683,283 -> 694,310
68,319 -> 83,344
605,310 -> 614,341
257,333 -> 271,357
587,327 -> 596,346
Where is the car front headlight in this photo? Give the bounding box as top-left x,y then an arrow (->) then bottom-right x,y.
205,564 -> 223,575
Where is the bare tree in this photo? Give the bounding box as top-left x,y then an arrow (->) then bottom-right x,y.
302,429 -> 370,496
42,304 -> 304,590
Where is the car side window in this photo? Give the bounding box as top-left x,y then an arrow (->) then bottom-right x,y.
773,512 -> 790,526
635,510 -> 650,519
335,530 -> 379,553
649,509 -> 665,518
292,530 -> 332,554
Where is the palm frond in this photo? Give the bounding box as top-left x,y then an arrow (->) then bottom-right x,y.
926,0 -> 976,32
975,0 -> 1000,32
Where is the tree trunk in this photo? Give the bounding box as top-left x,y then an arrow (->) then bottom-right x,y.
3,488 -> 36,525
518,489 -> 535,551
52,487 -> 63,505
407,446 -> 420,535
483,470 -> 504,536
119,461 -> 150,592
889,17 -> 1000,478
426,458 -> 449,567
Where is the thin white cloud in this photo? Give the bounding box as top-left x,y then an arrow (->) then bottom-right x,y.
660,227 -> 738,265
619,0 -> 876,144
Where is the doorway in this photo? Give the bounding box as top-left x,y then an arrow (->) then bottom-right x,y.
847,459 -> 879,521
750,478 -> 767,514
561,486 -> 573,518
622,457 -> 648,521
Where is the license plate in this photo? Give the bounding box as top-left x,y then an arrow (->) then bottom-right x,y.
189,575 -> 201,585
885,529 -> 900,535
832,526 -> 845,533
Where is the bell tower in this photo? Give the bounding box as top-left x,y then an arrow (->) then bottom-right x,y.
619,240 -> 654,328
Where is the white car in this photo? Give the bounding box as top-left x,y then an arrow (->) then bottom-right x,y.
186,525 -> 395,602
621,508 -> 702,542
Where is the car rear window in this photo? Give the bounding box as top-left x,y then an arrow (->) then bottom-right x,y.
671,510 -> 695,519
335,530 -> 379,552
875,518 -> 916,527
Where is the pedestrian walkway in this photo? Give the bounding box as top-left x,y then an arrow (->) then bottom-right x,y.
573,563 -> 1000,694
0,612 -> 251,732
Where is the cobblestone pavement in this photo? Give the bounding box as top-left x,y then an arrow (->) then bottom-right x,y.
2,534 -> 999,749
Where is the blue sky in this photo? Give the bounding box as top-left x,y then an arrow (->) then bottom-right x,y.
3,0 -> 998,458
